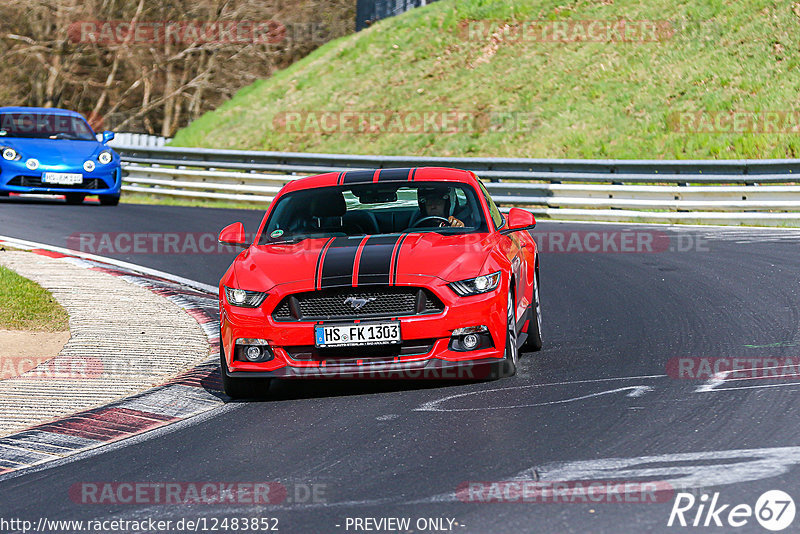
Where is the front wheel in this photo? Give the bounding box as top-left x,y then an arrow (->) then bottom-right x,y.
64,193 -> 85,205
522,269 -> 543,352
220,343 -> 272,399
99,195 -> 120,206
492,287 -> 519,379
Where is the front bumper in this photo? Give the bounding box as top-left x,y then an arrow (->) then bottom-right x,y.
0,163 -> 122,196
221,279 -> 508,379
225,355 -> 504,380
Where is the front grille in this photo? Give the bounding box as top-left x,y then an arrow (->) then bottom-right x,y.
273,287 -> 444,321
285,339 -> 436,363
7,176 -> 107,190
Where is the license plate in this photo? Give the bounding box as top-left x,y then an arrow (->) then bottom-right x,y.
314,321 -> 401,348
42,172 -> 83,185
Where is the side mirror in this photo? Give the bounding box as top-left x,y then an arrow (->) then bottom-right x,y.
501,208 -> 536,234
219,222 -> 247,247
102,131 -> 115,143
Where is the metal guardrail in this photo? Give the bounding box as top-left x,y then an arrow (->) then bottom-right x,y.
116,145 -> 800,226
107,133 -> 169,148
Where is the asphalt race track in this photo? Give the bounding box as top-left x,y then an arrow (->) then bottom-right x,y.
2,197 -> 800,533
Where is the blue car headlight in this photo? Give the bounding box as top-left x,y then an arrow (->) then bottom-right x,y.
224,286 -> 268,308
2,147 -> 19,161
448,271 -> 502,297
98,150 -> 113,165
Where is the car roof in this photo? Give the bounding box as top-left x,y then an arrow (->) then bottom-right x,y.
280,167 -> 480,195
0,107 -> 87,119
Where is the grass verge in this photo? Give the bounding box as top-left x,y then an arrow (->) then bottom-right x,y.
0,264 -> 69,331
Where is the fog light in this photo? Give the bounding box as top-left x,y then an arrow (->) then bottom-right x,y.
245,346 -> 262,362
463,334 -> 479,350
449,328 -> 493,352
234,338 -> 273,363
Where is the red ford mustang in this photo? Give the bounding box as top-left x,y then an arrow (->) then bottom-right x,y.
217,167 -> 541,398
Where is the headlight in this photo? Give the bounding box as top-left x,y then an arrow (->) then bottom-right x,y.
83,160 -> 95,172
2,147 -> 18,161
448,271 -> 502,297
26,158 -> 39,170
224,286 -> 268,308
98,151 -> 113,164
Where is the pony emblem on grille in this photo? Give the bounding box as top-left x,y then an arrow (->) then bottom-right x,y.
344,296 -> 377,310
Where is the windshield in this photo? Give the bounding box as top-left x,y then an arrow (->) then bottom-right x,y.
0,112 -> 96,141
258,181 -> 488,245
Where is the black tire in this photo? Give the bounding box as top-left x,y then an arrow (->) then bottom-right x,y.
220,342 -> 272,399
99,195 -> 120,206
0,191 -> 9,197
492,286 -> 519,379
64,193 -> 85,205
522,269 -> 543,352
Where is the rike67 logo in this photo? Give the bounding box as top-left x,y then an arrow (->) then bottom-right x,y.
668,490 -> 795,531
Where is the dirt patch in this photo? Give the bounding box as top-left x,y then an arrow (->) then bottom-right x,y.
0,329 -> 70,380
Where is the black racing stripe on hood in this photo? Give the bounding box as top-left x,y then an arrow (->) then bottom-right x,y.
391,233 -> 411,285
314,237 -> 335,290
320,236 -> 363,288
357,234 -> 404,286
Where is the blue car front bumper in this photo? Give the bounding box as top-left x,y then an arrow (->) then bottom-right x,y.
0,162 -> 122,196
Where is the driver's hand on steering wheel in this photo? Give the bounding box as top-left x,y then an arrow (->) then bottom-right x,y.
440,216 -> 464,228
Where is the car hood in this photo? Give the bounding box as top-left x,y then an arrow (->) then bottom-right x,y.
233,232 -> 501,291
1,138 -> 101,161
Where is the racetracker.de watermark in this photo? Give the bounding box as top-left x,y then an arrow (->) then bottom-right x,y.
66,231 -> 709,255
0,355 -> 102,381
69,482 -> 326,505
0,113 -> 84,134
457,481 -> 674,503
460,19 -> 675,43
668,111 -> 800,134
667,357 -> 800,380
67,20 -> 344,46
531,230 -> 708,253
272,111 -> 538,134
66,232 -> 248,255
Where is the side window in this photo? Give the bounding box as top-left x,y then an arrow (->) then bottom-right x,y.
479,181 -> 504,229
454,188 -> 467,209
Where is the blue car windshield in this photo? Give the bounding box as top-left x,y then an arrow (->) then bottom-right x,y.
0,113 -> 95,141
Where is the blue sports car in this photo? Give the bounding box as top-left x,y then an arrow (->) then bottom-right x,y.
0,107 -> 121,205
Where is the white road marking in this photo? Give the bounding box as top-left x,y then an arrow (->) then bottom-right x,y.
415,373 -> 667,413
113,445 -> 800,514
416,445 -> 800,504
696,368 -> 800,393
415,382 -> 657,412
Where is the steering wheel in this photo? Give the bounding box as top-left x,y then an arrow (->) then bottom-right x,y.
411,216 -> 450,228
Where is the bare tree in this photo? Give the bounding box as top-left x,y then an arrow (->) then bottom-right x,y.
0,0 -> 355,135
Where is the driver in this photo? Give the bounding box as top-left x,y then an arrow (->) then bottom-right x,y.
417,186 -> 464,227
